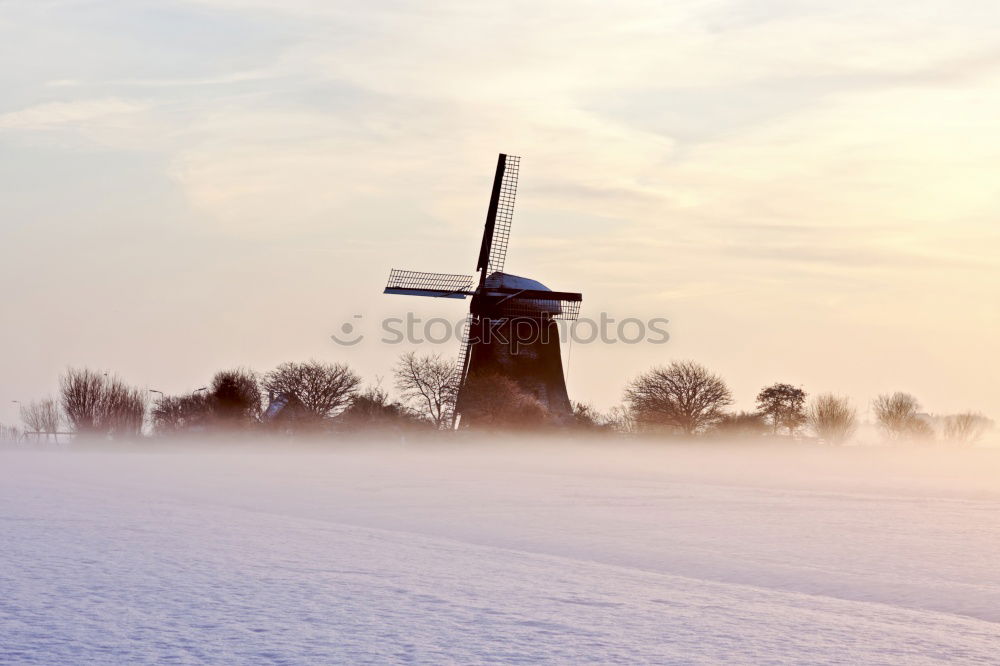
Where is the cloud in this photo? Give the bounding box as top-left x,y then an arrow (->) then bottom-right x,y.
0,98 -> 147,130
44,70 -> 275,89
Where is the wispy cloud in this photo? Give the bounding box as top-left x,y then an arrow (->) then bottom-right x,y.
43,69 -> 277,89
0,98 -> 147,130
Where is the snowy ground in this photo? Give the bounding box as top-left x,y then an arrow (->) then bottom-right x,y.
2,441 -> 1000,664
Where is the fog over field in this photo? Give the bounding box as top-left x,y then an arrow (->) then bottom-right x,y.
3,440 -> 999,664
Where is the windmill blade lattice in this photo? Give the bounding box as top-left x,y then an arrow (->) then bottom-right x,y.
455,313 -> 475,388
384,269 -> 475,298
486,154 -> 518,276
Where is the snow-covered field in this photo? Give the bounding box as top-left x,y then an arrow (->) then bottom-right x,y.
2,440 -> 999,664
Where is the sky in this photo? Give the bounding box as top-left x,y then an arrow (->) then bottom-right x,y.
1,0 -> 999,423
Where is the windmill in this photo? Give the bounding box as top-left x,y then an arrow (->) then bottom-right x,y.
383,153 -> 583,426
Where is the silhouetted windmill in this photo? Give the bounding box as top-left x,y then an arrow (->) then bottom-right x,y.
383,154 -> 583,426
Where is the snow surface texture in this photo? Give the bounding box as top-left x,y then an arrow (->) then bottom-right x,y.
2,442 -> 1000,664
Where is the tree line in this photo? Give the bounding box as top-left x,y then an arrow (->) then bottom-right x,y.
4,353 -> 456,441
2,356 -> 993,446
582,360 -> 992,445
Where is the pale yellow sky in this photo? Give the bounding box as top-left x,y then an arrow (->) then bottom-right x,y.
1,0 -> 998,423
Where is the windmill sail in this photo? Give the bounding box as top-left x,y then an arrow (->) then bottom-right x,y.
476,154 -> 519,281
455,313 -> 474,383
384,269 -> 475,298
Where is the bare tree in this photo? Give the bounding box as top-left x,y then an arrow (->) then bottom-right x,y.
60,368 -> 146,439
807,394 -> 857,445
19,402 -> 45,435
210,368 -> 263,427
98,379 -> 147,438
60,368 -> 106,435
872,392 -> 932,443
393,352 -> 457,429
624,361 -> 733,435
41,399 -> 61,436
19,398 -> 62,441
572,403 -> 639,433
600,405 -> 636,434
262,361 -> 360,423
756,383 -> 807,435
942,412 -> 993,446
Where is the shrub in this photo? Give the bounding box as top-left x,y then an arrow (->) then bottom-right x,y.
807,394 -> 857,445
941,412 -> 993,446
873,392 -> 932,443
458,373 -> 553,430
711,411 -> 769,438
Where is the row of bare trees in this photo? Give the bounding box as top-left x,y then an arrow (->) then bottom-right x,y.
7,357 -> 459,440
569,360 -> 992,445
149,355 -> 460,435
871,392 -> 992,445
7,356 -> 993,444
11,370 -> 149,441
150,364 -> 357,434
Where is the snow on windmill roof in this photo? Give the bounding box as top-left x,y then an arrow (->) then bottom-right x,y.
485,272 -> 551,291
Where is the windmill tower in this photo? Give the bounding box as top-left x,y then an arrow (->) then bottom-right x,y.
383,154 -> 583,426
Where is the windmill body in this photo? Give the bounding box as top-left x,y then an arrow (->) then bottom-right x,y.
383,154 -> 582,426
462,271 -> 574,421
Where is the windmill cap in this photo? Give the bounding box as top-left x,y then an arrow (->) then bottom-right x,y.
484,272 -> 552,292
483,272 -> 563,316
